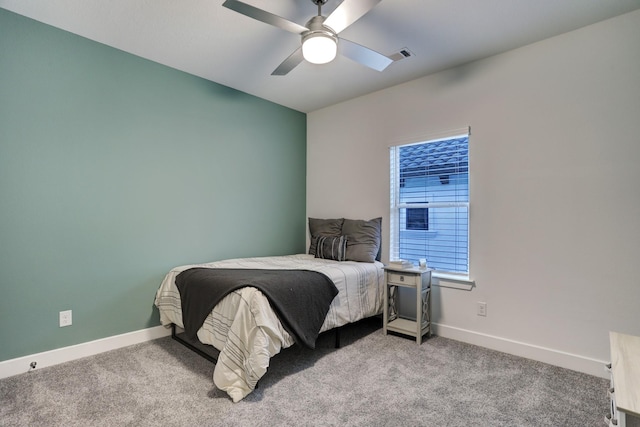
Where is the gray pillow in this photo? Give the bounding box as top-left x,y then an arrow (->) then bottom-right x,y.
314,235 -> 348,261
308,217 -> 344,255
342,217 -> 382,263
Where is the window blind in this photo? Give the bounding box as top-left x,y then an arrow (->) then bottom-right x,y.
390,129 -> 469,274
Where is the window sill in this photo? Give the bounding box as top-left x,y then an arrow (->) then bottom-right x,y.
432,272 -> 475,291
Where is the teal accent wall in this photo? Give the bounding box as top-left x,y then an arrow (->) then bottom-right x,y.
0,9 -> 307,361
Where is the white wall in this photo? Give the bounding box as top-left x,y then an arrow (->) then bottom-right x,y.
307,10 -> 640,376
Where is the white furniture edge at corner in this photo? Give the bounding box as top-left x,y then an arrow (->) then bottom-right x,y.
0,325 -> 172,379
607,331 -> 640,427
383,265 -> 432,345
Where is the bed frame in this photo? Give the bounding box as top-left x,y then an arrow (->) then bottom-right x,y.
171,322 -> 342,365
171,323 -> 219,363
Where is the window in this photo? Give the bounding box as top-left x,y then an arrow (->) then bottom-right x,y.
406,208 -> 429,230
390,129 -> 469,275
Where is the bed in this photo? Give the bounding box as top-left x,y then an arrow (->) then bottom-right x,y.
153,217 -> 384,402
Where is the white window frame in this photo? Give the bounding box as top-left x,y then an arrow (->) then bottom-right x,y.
390,127 -> 471,281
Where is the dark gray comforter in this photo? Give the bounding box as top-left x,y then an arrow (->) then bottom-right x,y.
175,268 -> 338,349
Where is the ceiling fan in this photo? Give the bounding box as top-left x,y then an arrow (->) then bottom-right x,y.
222,0 -> 393,75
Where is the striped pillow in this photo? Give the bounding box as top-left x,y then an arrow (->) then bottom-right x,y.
314,235 -> 347,261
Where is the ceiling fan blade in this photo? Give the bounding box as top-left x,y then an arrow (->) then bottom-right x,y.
271,47 -> 305,76
323,0 -> 382,34
222,0 -> 308,34
339,38 -> 393,72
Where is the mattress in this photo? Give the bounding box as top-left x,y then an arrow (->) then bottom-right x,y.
154,254 -> 384,402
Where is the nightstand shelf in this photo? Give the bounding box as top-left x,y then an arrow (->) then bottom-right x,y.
383,265 -> 432,345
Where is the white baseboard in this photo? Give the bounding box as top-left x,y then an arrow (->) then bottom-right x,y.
1,323 -> 609,380
432,323 -> 609,379
0,325 -> 172,379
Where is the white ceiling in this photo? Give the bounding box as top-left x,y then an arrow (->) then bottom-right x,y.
2,0 -> 639,112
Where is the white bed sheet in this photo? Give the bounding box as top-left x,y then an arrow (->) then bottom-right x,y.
154,254 -> 384,402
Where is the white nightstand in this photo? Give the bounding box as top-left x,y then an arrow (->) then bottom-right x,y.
383,265 -> 432,344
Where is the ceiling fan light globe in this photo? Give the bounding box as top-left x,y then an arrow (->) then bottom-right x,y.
302,33 -> 337,64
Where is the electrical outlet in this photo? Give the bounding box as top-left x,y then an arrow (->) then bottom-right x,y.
477,302 -> 487,317
59,310 -> 72,327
